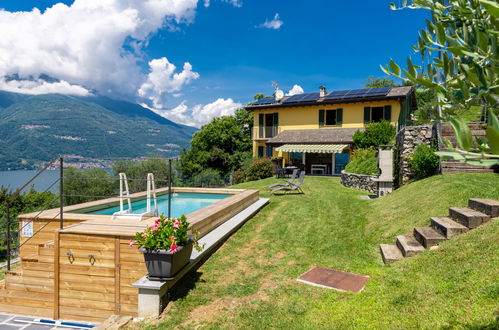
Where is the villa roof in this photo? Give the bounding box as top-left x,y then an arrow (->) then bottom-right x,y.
266,128 -> 361,145
246,86 -> 414,110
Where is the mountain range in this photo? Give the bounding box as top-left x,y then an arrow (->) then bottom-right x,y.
0,91 -> 197,170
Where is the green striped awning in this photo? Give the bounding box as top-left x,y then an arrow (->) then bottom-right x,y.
275,144 -> 348,153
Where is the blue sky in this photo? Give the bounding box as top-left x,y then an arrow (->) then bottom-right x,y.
0,0 -> 428,126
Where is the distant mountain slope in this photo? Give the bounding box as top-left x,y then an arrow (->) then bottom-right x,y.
0,91 -> 197,169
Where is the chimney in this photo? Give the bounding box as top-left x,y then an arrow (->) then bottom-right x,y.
319,86 -> 327,97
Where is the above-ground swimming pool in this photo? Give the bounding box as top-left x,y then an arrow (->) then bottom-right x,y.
80,192 -> 232,218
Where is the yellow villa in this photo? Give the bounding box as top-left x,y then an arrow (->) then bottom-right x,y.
245,86 -> 416,175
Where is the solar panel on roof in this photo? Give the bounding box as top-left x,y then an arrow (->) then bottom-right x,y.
365,87 -> 392,96
300,92 -> 319,102
324,90 -> 349,100
257,87 -> 393,105
281,94 -> 302,103
346,88 -> 370,96
324,87 -> 392,101
281,92 -> 320,104
252,97 -> 276,105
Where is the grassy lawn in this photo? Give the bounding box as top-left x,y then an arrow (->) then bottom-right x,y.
136,173 -> 499,329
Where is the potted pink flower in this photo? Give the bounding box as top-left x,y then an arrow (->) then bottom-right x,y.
131,214 -> 201,280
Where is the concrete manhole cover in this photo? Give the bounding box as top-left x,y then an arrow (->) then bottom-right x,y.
297,266 -> 370,293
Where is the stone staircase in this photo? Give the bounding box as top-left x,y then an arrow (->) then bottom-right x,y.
439,123 -> 498,174
380,198 -> 499,264
0,240 -> 55,317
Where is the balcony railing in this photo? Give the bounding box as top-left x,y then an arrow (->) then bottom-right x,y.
252,126 -> 280,139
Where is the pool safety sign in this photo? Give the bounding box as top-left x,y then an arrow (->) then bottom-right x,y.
22,220 -> 33,237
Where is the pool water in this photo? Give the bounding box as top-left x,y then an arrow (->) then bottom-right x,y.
87,192 -> 232,218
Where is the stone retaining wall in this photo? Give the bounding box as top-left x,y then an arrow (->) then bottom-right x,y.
341,171 -> 378,194
396,124 -> 436,184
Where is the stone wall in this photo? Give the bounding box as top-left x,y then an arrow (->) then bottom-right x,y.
341,171 -> 378,194
396,124 -> 436,184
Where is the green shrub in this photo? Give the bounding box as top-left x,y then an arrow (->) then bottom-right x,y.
233,169 -> 247,184
408,144 -> 439,179
192,169 -> 224,187
344,148 -> 380,175
345,156 -> 380,175
350,148 -> 376,161
244,158 -> 274,182
352,121 -> 396,149
64,168 -> 116,205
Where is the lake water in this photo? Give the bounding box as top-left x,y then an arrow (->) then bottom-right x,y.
0,170 -> 61,192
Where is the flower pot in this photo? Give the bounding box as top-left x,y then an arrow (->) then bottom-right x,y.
140,242 -> 193,280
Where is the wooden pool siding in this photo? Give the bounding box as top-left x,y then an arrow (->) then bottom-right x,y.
0,188 -> 259,322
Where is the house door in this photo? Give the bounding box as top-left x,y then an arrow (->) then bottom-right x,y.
334,153 -> 349,174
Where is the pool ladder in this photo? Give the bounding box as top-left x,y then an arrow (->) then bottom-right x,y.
112,173 -> 158,221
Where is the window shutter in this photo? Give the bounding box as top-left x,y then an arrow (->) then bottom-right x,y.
384,105 -> 392,122
273,113 -> 279,136
336,108 -> 343,125
319,109 -> 325,127
364,107 -> 371,124
266,145 -> 273,158
259,114 -> 264,138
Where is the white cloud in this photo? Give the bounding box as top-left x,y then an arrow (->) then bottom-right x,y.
286,84 -> 304,96
138,57 -> 199,108
0,0 -> 199,98
0,78 -> 90,96
148,98 -> 242,127
257,13 -> 283,30
203,0 -> 243,8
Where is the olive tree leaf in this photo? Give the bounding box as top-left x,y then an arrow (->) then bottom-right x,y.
389,59 -> 401,77
479,0 -> 499,18
466,159 -> 499,167
380,64 -> 393,77
449,116 -> 473,150
486,127 -> 499,154
488,109 -> 499,131
435,151 -> 466,161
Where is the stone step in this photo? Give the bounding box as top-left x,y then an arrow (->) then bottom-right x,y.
430,217 -> 469,239
379,244 -> 404,264
413,227 -> 446,249
441,161 -> 494,169
449,207 -> 490,229
442,123 -> 486,133
468,198 -> 499,217
441,167 -> 497,174
396,235 -> 425,257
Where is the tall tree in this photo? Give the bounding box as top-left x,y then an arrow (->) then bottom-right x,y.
364,76 -> 399,88
178,108 -> 253,183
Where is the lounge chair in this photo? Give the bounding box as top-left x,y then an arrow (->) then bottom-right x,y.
268,169 -> 299,189
271,171 -> 305,194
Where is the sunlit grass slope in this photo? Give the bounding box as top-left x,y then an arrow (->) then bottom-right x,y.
135,173 -> 498,329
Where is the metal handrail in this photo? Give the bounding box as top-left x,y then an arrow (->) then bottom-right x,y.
252,126 -> 280,139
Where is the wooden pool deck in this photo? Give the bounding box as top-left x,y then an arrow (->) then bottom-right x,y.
0,187 -> 264,323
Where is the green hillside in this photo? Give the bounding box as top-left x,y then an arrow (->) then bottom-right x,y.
142,174 -> 499,329
0,92 -> 197,169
